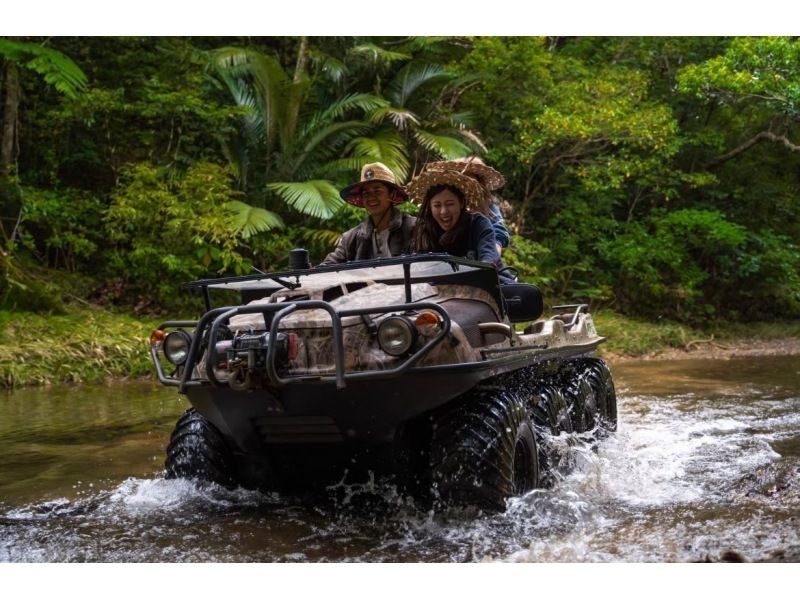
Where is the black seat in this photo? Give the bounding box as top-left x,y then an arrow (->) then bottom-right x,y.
501,283 -> 544,323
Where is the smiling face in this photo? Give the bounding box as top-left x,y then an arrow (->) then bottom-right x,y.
360,182 -> 393,220
429,188 -> 463,231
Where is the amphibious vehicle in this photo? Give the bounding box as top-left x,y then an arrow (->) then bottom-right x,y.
150,251 -> 617,511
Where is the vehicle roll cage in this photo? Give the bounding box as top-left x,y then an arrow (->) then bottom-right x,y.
185,253 -> 504,315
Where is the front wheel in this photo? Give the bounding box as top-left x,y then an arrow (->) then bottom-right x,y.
430,389 -> 541,511
165,408 -> 236,487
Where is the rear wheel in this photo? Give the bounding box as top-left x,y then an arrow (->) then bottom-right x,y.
584,359 -> 618,434
430,389 -> 541,511
165,408 -> 235,486
561,358 -> 618,436
562,372 -> 597,433
530,384 -> 574,486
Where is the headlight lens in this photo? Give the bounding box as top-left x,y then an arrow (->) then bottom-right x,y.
163,330 -> 193,365
377,316 -> 417,356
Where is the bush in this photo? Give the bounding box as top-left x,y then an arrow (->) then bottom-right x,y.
599,208 -> 800,322
104,161 -> 252,308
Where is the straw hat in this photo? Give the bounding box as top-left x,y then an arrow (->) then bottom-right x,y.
425,156 -> 506,191
407,168 -> 489,214
339,162 -> 408,207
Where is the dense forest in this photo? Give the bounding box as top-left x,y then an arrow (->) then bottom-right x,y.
1,36 -> 799,323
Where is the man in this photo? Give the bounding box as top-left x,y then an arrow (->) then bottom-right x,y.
321,162 -> 416,265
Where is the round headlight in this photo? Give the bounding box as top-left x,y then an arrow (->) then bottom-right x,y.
163,330 -> 193,365
377,316 -> 417,356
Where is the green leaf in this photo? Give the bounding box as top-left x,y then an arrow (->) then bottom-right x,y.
368,106 -> 420,130
266,180 -> 345,220
0,39 -> 87,99
348,44 -> 411,66
388,62 -> 453,107
413,130 -> 472,159
227,201 -> 284,238
346,129 -> 410,180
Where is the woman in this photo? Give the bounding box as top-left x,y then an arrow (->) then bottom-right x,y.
407,168 -> 512,280
424,156 -> 511,254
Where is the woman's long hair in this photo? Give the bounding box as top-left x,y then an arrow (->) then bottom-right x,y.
411,184 -> 472,255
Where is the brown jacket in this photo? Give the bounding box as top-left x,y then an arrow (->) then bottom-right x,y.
321,209 -> 417,265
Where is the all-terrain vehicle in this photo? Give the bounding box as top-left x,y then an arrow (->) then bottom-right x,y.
150,252 -> 617,511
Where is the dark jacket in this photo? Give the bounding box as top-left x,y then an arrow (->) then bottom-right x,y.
447,213 -> 515,284
321,209 -> 417,265
461,212 -> 502,266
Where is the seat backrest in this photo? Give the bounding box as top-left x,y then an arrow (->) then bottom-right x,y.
501,283 -> 544,323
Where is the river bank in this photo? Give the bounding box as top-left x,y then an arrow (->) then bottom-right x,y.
1,306 -> 798,388
605,336 -> 800,362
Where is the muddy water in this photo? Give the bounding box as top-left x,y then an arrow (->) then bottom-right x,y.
1,356 -> 798,562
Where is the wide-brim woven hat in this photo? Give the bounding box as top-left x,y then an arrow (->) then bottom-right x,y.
407,168 -> 489,214
425,156 -> 506,191
339,162 -> 408,207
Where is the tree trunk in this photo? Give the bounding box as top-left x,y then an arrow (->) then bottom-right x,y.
1,59 -> 20,177
293,36 -> 309,85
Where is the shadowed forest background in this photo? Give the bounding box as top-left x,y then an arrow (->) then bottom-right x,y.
1,36 -> 799,325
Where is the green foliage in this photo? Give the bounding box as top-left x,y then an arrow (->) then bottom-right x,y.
501,235 -> 550,284
678,37 -> 800,118
0,253 -> 66,314
593,310 -> 695,357
266,180 -> 344,220
17,187 -> 103,271
599,209 -> 799,322
104,162 -> 257,307
210,45 -> 386,218
2,36 -> 799,326
0,307 -> 159,387
733,229 -> 800,319
0,38 -> 87,98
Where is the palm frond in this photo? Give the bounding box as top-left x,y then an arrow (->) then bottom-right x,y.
282,76 -> 313,151
388,63 -> 454,107
211,47 -> 290,147
348,44 -> 411,66
220,75 -> 264,144
413,130 -> 472,159
450,124 -> 488,153
309,48 -> 349,83
227,201 -> 284,238
291,121 -> 372,177
301,93 -> 388,139
266,180 -> 345,220
444,110 -> 478,128
368,107 -> 420,131
315,157 -> 376,177
295,226 -> 344,256
404,36 -> 455,50
0,39 -> 87,99
346,129 -> 410,180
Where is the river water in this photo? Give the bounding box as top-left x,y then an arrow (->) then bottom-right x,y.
1,356 -> 798,563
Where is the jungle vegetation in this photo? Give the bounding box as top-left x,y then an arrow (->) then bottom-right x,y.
1,36 -> 799,324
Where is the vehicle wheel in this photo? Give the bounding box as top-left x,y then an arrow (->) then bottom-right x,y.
583,358 -> 618,434
530,384 -> 574,486
430,390 -> 540,511
165,408 -> 235,486
562,369 -> 597,434
562,358 -> 618,436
